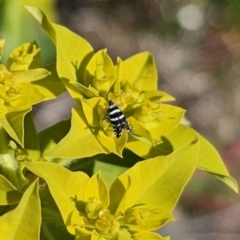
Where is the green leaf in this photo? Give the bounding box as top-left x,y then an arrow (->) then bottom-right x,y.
23,111 -> 40,160
39,183 -> 75,240
0,63 -> 50,148
165,124 -> 238,193
110,141 -> 199,215
122,52 -> 158,91
1,107 -> 31,146
46,107 -> 106,159
84,172 -> 109,208
0,126 -> 23,189
135,103 -> 185,141
0,179 -> 41,240
7,42 -> 41,71
164,123 -> 197,149
142,90 -> 175,103
96,129 -> 128,157
127,117 -> 155,144
84,49 -> 115,98
197,134 -> 238,193
32,63 -> 66,99
0,174 -> 22,205
126,134 -> 173,159
93,160 -> 128,189
126,104 -> 185,156
8,82 -> 46,109
26,6 -> 94,88
71,81 -> 99,99
147,103 -> 185,141
52,23 -> 93,83
80,97 -> 103,128
12,68 -> 50,82
24,162 -> 89,234
38,119 -> 71,158
121,204 -> 173,231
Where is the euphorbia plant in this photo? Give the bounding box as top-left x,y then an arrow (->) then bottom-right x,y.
0,6 -> 238,240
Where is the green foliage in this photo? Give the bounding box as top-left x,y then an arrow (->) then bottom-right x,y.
0,5 -> 238,240
0,180 -> 41,239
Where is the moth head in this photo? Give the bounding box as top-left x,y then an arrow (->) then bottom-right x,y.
108,99 -> 114,106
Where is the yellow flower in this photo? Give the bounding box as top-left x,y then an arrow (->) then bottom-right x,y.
25,162 -> 176,240
23,7 -> 185,159
0,40 -> 50,145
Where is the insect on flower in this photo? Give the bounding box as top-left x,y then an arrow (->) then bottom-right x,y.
107,100 -> 132,138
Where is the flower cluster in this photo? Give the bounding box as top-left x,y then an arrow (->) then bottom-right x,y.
37,26 -> 185,159
0,40 -> 50,145
24,161 -> 173,240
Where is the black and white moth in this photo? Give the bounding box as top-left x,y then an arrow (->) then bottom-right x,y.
107,100 -> 132,138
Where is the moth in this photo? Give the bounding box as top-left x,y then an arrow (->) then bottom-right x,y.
107,100 -> 132,138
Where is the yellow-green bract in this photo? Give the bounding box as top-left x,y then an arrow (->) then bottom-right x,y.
24,146 -> 200,240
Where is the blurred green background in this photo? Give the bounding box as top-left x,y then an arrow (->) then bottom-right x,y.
0,0 -> 239,239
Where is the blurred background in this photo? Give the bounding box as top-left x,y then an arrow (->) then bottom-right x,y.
0,0 -> 240,239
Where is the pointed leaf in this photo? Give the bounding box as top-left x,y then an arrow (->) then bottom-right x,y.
80,97 -> 103,128
23,112 -> 40,160
84,172 -> 109,208
7,82 -> 45,109
1,107 -> 31,146
110,141 -> 199,215
46,107 -> 106,158
0,126 -> 27,189
142,90 -> 175,103
73,81 -> 99,98
122,52 -> 158,91
24,162 -> 89,234
84,49 -> 115,98
197,134 -> 238,193
53,23 -> 93,83
32,63 -> 66,99
12,68 -> 50,82
121,204 -> 173,231
166,124 -> 238,193
126,104 -> 185,157
0,174 -> 22,205
26,6 -> 94,86
7,42 -> 41,71
114,58 -> 124,92
132,103 -> 185,142
164,124 -> 197,149
93,160 -> 128,189
38,119 -> 71,158
97,130 -> 127,157
126,134 -> 173,159
0,180 -> 41,240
